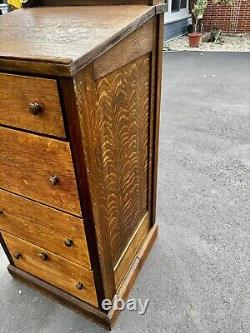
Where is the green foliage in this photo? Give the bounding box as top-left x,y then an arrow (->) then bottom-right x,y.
192,0 -> 208,20
192,0 -> 208,33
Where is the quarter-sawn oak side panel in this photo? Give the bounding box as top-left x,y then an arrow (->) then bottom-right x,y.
95,54 -> 151,265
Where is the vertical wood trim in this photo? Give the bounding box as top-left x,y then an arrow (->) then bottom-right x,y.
148,29 -> 157,224
64,67 -> 116,302
150,13 -> 164,226
0,231 -> 14,266
58,78 -> 109,307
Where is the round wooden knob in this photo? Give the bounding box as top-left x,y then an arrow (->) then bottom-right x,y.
64,239 -> 73,247
38,252 -> 48,261
49,175 -> 60,185
29,102 -> 43,115
14,253 -> 22,260
76,282 -> 85,290
0,210 -> 4,217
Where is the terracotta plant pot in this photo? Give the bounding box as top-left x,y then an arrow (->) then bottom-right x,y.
188,33 -> 202,48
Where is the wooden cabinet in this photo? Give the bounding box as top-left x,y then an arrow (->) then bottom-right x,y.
0,1 -> 166,329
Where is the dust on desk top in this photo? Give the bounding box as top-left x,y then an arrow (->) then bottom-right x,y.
0,6 -> 153,65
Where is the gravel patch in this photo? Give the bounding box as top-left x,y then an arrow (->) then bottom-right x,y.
164,34 -> 250,52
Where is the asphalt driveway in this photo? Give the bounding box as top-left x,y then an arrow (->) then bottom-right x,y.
0,52 -> 249,333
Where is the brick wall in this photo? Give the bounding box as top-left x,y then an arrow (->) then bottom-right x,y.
189,0 -> 250,33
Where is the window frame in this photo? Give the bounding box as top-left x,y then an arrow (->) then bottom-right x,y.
165,0 -> 191,24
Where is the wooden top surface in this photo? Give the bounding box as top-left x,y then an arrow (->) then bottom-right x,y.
0,6 -> 158,76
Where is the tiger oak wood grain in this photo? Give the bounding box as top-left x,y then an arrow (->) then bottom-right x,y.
3,232 -> 98,307
0,127 -> 81,216
58,77 -> 108,304
95,54 -> 151,265
0,73 -> 65,138
73,53 -> 151,279
73,65 -> 117,301
0,189 -> 90,267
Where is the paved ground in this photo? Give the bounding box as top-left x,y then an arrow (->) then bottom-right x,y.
163,34 -> 250,52
0,52 -> 249,333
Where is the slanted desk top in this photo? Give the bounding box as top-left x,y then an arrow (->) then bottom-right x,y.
0,5 -> 165,75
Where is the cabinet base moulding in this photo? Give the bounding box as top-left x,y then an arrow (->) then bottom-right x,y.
7,224 -> 158,330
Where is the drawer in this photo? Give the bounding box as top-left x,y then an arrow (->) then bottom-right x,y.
0,73 -> 65,138
0,189 -> 90,268
2,232 -> 98,307
0,126 -> 81,216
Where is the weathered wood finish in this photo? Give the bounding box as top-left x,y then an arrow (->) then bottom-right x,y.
3,232 -> 98,307
0,6 -> 156,76
0,73 -> 65,138
0,127 -> 81,216
0,189 -> 90,267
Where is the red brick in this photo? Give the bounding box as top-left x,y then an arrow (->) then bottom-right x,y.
189,0 -> 250,32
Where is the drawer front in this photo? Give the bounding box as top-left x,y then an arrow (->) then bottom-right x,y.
0,189 -> 90,268
0,126 -> 81,216
2,232 -> 98,307
0,73 -> 65,138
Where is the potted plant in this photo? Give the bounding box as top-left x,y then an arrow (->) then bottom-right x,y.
189,0 -> 208,47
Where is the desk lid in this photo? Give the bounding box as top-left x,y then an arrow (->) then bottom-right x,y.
0,5 -> 166,76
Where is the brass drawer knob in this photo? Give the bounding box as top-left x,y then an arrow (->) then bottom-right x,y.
38,252 -> 48,261
14,253 -> 22,260
76,282 -> 85,291
64,239 -> 73,247
49,175 -> 60,185
29,102 -> 43,115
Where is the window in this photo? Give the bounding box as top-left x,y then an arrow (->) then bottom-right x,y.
171,0 -> 188,12
172,0 -> 180,12
165,0 -> 190,24
181,0 -> 188,8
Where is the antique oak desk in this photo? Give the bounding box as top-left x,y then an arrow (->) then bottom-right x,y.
0,0 -> 166,328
